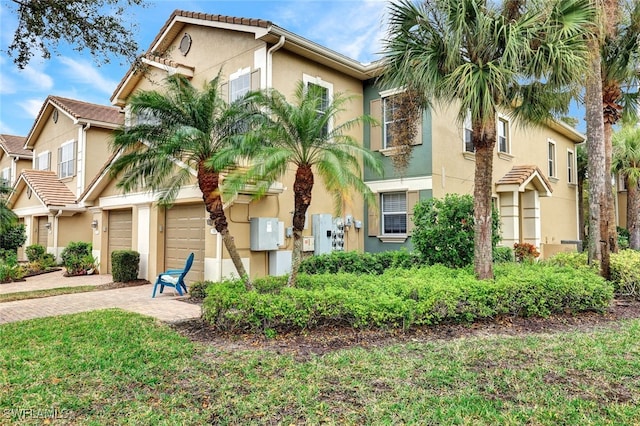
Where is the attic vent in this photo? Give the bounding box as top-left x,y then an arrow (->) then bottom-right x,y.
52,109 -> 58,123
179,33 -> 192,56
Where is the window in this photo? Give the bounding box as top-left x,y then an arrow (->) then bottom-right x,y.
303,74 -> 333,138
1,168 -> 10,186
548,140 -> 557,178
464,112 -> 474,153
35,151 -> 50,171
498,117 -> 510,153
58,141 -> 76,178
383,95 -> 406,149
230,68 -> 251,102
567,149 -> 576,184
381,192 -> 407,234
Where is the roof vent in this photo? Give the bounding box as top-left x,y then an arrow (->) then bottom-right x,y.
179,33 -> 192,56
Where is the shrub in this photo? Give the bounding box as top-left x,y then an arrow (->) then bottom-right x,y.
189,281 -> 214,300
0,223 -> 26,252
610,250 -> 640,299
202,264 -> 612,333
412,194 -> 500,268
0,249 -> 18,266
514,242 -> 540,263
25,244 -> 46,262
111,250 -> 139,282
299,250 -> 422,275
0,259 -> 23,283
618,227 -> 630,250
493,246 -> 514,263
543,251 -> 591,269
61,242 -> 96,275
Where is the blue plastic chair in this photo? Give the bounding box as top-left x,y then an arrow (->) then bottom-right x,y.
152,252 -> 194,297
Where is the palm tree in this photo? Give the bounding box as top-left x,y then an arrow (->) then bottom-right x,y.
111,73 -> 254,290
0,183 -> 16,233
218,82 -> 383,287
576,144 -> 588,244
612,124 -> 640,250
600,0 -> 640,253
381,0 -> 594,279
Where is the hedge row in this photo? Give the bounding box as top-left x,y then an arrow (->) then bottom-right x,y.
299,250 -> 422,275
202,263 -> 612,333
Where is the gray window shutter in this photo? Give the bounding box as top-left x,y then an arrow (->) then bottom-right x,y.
220,82 -> 229,103
46,152 -> 51,171
57,147 -> 62,176
251,69 -> 261,91
370,99 -> 382,151
411,114 -> 423,146
72,140 -> 77,176
367,201 -> 380,237
407,191 -> 420,235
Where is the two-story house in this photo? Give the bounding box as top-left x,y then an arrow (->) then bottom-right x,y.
7,96 -> 123,260
0,134 -> 31,188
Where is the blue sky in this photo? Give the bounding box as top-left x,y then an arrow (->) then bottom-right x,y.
0,0 -> 585,138
0,0 -> 388,137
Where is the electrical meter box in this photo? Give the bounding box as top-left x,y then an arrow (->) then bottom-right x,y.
312,213 -> 333,255
250,217 -> 279,251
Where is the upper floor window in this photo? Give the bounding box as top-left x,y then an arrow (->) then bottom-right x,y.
35,151 -> 50,171
464,112 -> 474,153
58,140 -> 76,178
498,117 -> 510,154
1,167 -> 10,187
230,67 -> 251,102
303,74 -> 333,138
381,192 -> 407,235
548,140 -> 557,178
567,149 -> 576,184
383,95 -> 407,149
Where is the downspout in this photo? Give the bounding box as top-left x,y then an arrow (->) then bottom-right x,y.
266,35 -> 285,88
78,123 -> 90,197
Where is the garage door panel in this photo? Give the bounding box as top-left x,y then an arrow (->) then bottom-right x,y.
108,210 -> 132,273
165,204 -> 205,282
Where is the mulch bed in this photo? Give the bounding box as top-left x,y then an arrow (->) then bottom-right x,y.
172,298 -> 640,360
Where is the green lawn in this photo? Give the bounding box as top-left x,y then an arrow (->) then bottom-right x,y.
1,310 -> 639,424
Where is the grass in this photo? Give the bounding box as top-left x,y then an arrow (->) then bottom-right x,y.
1,310 -> 639,424
0,286 -> 97,302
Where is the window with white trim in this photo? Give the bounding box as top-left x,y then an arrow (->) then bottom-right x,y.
464,111 -> 474,153
381,192 -> 407,235
1,167 -> 10,186
303,74 -> 333,138
58,140 -> 76,178
230,67 -> 251,102
383,95 -> 407,149
35,151 -> 50,171
498,117 -> 510,154
548,140 -> 557,178
567,149 -> 576,184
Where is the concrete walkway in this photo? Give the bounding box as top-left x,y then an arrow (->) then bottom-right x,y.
0,270 -> 202,325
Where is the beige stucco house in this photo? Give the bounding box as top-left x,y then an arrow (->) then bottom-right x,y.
7,96 -> 123,261
1,134 -> 31,188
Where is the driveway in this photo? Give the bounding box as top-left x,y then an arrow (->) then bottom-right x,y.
0,270 -> 201,325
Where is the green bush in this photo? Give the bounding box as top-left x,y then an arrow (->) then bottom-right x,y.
202,264 -> 612,333
299,250 -> 422,275
610,250 -> 640,299
25,244 -> 45,262
543,251 -> 591,269
0,249 -> 18,266
618,227 -> 630,250
412,194 -> 500,268
0,259 -> 23,283
513,242 -> 540,263
189,281 -> 214,300
0,223 -> 26,252
111,250 -> 139,282
61,242 -> 96,275
493,246 -> 514,263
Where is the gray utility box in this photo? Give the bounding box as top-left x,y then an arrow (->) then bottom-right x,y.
250,217 -> 279,251
312,213 -> 333,255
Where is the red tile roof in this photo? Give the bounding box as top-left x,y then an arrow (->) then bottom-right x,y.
48,96 -> 124,125
20,170 -> 77,206
497,165 -> 553,193
0,134 -> 31,157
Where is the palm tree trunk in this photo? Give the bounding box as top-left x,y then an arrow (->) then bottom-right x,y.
198,163 -> 252,291
473,121 -> 496,280
577,177 -> 586,245
585,40 -> 609,279
628,178 -> 640,250
288,165 -> 314,287
604,121 -> 618,253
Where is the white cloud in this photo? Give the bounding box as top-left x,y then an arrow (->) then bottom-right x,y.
18,63 -> 54,91
19,98 -> 45,119
58,57 -> 119,96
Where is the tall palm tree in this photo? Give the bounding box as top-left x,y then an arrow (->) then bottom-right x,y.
0,183 -> 16,233
381,0 -> 594,279
218,82 -> 383,287
111,73 -> 254,290
612,124 -> 640,250
600,0 -> 640,253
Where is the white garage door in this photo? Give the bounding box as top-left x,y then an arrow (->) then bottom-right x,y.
108,209 -> 133,273
165,204 -> 205,282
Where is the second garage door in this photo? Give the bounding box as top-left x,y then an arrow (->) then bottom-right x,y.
165,204 -> 205,282
107,209 -> 133,273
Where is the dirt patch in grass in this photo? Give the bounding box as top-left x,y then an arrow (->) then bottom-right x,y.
172,298 -> 640,360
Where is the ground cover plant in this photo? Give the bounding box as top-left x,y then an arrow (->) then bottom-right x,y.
1,309 -> 639,424
203,263 -> 612,333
